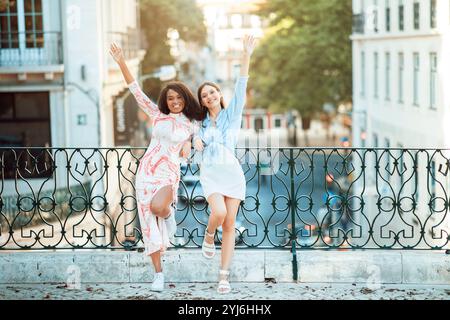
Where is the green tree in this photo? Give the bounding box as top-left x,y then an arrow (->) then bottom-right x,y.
0,0 -> 10,11
139,0 -> 206,97
251,0 -> 352,144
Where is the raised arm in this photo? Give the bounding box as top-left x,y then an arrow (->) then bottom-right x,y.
110,42 -> 135,84
227,35 -> 257,118
109,42 -> 160,118
240,35 -> 256,77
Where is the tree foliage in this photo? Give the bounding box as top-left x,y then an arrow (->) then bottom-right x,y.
0,0 -> 10,11
251,0 -> 352,120
139,0 -> 206,96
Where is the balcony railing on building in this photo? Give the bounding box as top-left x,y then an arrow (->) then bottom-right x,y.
0,147 -> 449,254
0,31 -> 63,67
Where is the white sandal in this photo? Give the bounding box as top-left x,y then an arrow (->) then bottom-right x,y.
202,229 -> 216,259
217,269 -> 231,294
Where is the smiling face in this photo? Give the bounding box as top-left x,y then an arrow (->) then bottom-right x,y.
166,89 -> 185,114
200,85 -> 223,110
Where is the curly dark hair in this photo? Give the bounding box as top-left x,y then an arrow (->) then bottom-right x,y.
158,82 -> 206,121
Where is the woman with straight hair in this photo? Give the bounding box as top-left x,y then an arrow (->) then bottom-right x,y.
194,35 -> 257,294
110,42 -> 204,292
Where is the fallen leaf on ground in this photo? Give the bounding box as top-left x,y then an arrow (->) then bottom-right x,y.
360,288 -> 374,294
126,296 -> 150,300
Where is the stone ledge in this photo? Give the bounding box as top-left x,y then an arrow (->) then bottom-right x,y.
0,250 -> 449,285
402,251 -> 450,284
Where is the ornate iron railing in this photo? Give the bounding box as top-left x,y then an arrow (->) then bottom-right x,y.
0,147 -> 449,253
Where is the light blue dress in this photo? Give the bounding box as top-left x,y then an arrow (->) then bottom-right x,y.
196,76 -> 248,201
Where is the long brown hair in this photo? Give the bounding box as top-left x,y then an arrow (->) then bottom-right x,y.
197,82 -> 225,121
158,82 -> 206,121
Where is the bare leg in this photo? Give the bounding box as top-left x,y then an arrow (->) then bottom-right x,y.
150,185 -> 174,219
204,193 -> 228,255
220,197 -> 241,271
150,251 -> 162,273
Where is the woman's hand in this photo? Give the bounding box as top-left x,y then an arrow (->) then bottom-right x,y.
243,35 -> 257,57
193,137 -> 204,152
180,141 -> 192,159
109,42 -> 125,64
240,35 -> 256,76
109,42 -> 135,84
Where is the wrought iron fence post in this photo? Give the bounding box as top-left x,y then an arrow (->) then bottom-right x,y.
289,149 -> 298,281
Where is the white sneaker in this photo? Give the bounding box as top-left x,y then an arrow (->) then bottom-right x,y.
151,272 -> 164,292
165,210 -> 177,239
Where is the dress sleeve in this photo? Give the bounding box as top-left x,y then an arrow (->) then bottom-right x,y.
226,76 -> 249,120
128,81 -> 161,118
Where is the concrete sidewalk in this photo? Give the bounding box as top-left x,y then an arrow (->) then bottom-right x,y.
1,282 -> 449,300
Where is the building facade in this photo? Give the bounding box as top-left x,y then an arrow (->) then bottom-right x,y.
0,0 -> 145,150
351,0 -> 450,149
351,0 -> 450,246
